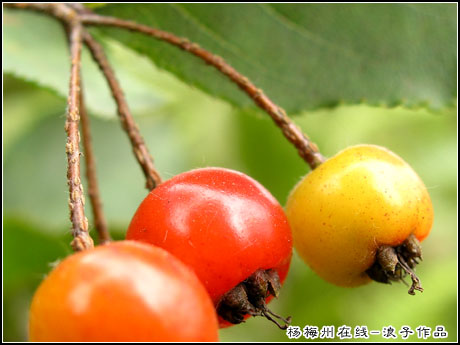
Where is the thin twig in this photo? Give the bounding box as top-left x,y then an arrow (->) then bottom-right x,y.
79,82 -> 112,244
70,3 -> 163,191
4,3 -> 77,23
80,13 -> 325,169
82,30 -> 162,190
61,11 -> 109,246
5,3 -> 163,190
65,21 -> 94,252
5,3 -> 325,169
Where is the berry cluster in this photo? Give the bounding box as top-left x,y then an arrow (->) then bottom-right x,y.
29,168 -> 293,341
9,3 -> 434,342
29,145 -> 433,341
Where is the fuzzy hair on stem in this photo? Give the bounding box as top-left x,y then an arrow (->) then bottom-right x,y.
65,21 -> 94,252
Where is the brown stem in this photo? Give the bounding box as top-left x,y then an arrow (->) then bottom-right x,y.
65,21 -> 94,252
80,13 -> 325,169
4,3 -> 77,23
69,4 -> 162,191
81,30 -> 162,190
79,82 -> 112,244
61,13 -> 110,246
5,3 -> 325,169
5,3 -> 163,190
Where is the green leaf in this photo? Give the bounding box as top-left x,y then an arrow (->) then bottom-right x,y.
94,3 -> 456,112
3,9 -> 172,118
84,3 -> 107,10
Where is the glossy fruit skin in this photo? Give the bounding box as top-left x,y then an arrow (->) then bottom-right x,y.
286,145 -> 433,287
29,241 -> 219,342
126,168 -> 292,318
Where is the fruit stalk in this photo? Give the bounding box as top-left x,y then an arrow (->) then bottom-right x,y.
64,20 -> 94,251
5,2 -> 325,170
82,30 -> 163,190
80,12 -> 325,169
79,82 -> 111,244
4,3 -> 163,191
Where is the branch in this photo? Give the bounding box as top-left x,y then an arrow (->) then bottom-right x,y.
65,21 -> 94,252
79,83 -> 112,244
5,3 -> 163,189
4,3 -> 77,23
82,30 -> 163,190
5,3 -> 325,169
81,13 -> 325,169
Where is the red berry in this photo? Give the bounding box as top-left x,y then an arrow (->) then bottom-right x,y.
29,241 -> 219,342
127,168 -> 292,327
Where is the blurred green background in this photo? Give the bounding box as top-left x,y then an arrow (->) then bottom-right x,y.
3,7 -> 457,343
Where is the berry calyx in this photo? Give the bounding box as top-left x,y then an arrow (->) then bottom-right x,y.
217,269 -> 291,329
366,234 -> 423,295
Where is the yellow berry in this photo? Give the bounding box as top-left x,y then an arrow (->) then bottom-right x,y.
286,145 -> 433,287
